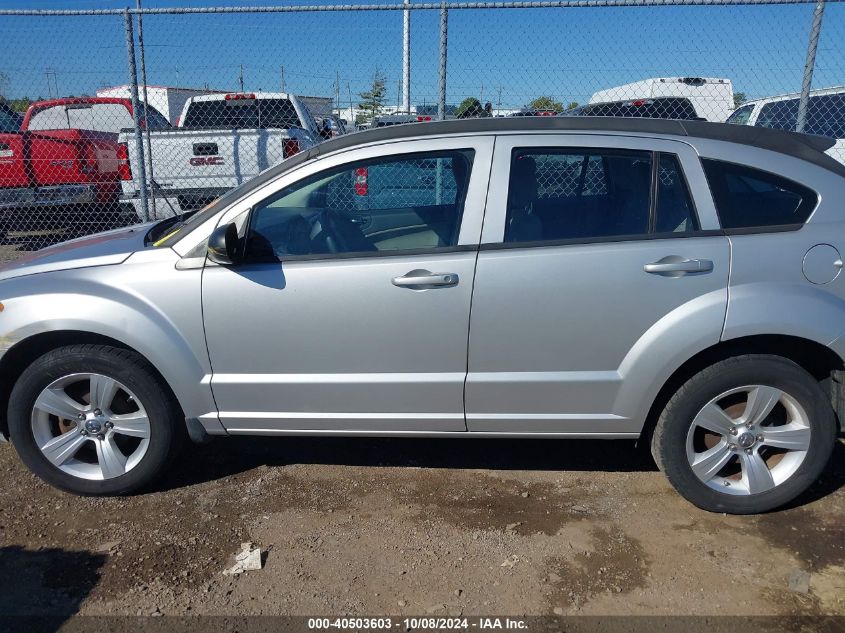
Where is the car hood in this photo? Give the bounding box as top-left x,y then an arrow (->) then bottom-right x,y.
0,223 -> 157,282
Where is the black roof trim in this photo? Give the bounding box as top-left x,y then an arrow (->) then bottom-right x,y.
250,117 -> 845,193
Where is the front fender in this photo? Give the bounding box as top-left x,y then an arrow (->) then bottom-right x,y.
0,262 -> 223,434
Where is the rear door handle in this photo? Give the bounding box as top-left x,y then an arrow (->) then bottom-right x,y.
392,269 -> 459,289
644,257 -> 713,276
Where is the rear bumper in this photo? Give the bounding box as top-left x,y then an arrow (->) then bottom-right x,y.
0,183 -> 97,211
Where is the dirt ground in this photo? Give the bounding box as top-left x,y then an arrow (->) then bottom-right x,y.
0,435 -> 843,620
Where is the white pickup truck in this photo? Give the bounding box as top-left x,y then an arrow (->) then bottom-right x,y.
117,92 -> 323,219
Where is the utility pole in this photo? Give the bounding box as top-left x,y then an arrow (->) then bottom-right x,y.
402,0 -> 411,114
347,82 -> 354,126
496,85 -> 504,110
136,0 -> 156,218
238,64 -> 244,92
280,65 -> 286,93
479,83 -> 484,104
335,70 -> 340,116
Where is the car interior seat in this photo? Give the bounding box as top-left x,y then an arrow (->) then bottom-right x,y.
506,156 -> 543,242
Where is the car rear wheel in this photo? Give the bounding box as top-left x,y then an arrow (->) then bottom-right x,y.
8,344 -> 183,496
652,355 -> 836,514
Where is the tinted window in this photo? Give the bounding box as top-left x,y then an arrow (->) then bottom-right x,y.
137,103 -> 172,130
756,99 -> 798,132
0,104 -> 22,132
655,154 -> 698,233
505,149 -> 652,243
182,99 -> 301,129
726,104 -> 754,125
246,150 -> 474,260
702,159 -> 817,229
754,94 -> 845,138
575,98 -> 698,120
806,94 -> 845,138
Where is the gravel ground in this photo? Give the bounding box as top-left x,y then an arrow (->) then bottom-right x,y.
0,436 -> 843,619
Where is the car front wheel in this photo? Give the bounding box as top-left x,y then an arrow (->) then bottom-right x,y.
652,354 -> 837,514
8,344 -> 183,495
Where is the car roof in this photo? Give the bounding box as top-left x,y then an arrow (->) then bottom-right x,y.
245,116 -> 845,194
741,85 -> 845,107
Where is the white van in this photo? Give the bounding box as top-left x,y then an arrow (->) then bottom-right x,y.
726,86 -> 845,165
588,77 -> 735,122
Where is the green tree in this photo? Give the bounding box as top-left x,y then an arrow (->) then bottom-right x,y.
733,92 -> 747,109
358,70 -> 387,118
528,96 -> 564,112
455,97 -> 483,119
565,101 -> 579,111
8,97 -> 35,113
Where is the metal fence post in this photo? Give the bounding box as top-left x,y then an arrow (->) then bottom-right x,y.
797,0 -> 826,133
137,0 -> 157,218
123,8 -> 150,222
438,2 -> 448,121
402,0 -> 411,114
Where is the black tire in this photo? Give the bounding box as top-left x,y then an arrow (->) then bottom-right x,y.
652,354 -> 836,514
8,344 -> 184,496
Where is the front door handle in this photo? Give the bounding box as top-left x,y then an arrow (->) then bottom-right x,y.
644,256 -> 714,276
392,269 -> 459,289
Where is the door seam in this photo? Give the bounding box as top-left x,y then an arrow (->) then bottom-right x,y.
462,136 -> 497,431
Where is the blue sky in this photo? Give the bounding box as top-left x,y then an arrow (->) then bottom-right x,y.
1,0 -> 843,110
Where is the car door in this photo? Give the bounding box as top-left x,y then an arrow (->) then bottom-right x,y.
466,134 -> 730,434
201,136 -> 494,433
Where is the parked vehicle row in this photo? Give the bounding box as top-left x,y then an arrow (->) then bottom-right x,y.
0,96 -> 178,237
725,86 -> 845,164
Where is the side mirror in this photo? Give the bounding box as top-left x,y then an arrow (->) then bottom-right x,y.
207,222 -> 241,265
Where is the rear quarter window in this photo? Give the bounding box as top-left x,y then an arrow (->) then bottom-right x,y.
702,159 -> 818,230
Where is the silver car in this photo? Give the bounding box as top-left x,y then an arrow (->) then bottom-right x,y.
1,117 -> 843,514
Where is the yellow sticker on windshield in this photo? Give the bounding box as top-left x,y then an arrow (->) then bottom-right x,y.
153,228 -> 181,247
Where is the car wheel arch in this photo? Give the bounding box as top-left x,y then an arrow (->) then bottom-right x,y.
638,333 -> 845,447
0,330 -> 186,440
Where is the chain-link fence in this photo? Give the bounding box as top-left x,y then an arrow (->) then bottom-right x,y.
0,0 -> 842,258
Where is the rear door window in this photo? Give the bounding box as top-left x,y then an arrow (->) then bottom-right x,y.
702,159 -> 817,229
654,154 -> 698,233
504,149 -> 652,242
182,98 -> 302,129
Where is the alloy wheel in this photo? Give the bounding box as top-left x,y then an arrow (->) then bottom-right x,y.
685,385 -> 811,496
30,372 -> 151,481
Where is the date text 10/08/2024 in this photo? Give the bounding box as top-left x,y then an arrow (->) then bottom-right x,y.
307,617 -> 528,630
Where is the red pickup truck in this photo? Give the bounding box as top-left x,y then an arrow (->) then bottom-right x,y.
0,97 -> 169,232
